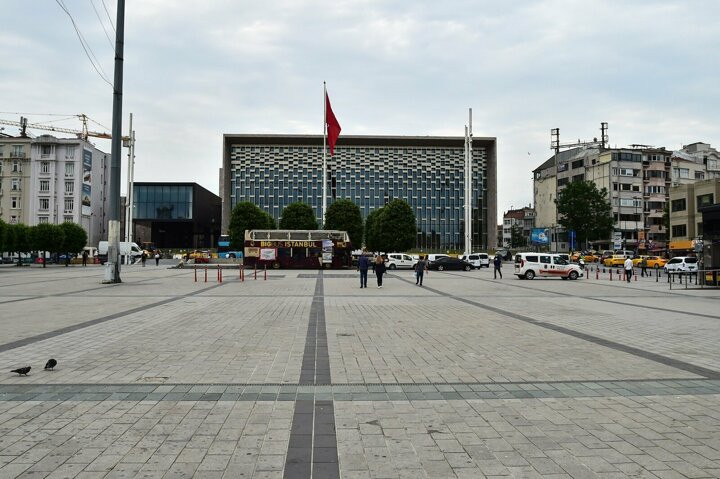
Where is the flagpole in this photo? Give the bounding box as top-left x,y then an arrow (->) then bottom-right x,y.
468,108 -> 473,254
322,81 -> 327,228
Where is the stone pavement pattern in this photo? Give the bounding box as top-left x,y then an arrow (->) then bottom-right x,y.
0,264 -> 719,478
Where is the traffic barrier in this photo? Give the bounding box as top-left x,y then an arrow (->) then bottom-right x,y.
264,265 -> 267,281
194,266 -> 197,282
254,265 -> 258,280
609,269 -> 612,281
204,267 -> 208,283
241,265 -> 245,282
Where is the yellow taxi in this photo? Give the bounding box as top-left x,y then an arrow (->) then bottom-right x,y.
603,255 -> 627,267
632,255 -> 667,268
583,253 -> 599,263
632,255 -> 648,267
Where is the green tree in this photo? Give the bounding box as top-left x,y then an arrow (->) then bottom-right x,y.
364,208 -> 382,251
0,219 -> 6,254
510,224 -> 527,248
228,202 -> 275,248
59,222 -> 88,266
325,199 -> 363,248
279,202 -> 318,230
555,181 -> 614,248
376,199 -> 417,252
30,224 -> 64,268
7,223 -> 30,266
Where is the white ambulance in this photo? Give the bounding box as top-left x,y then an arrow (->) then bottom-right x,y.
514,253 -> 583,280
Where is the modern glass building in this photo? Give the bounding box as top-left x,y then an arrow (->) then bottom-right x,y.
222,135 -> 497,251
131,182 -> 221,248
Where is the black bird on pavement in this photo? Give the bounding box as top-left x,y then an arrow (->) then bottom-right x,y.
11,366 -> 31,376
44,359 -> 57,371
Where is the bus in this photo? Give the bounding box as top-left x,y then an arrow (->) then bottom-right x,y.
244,230 -> 352,269
217,234 -> 244,259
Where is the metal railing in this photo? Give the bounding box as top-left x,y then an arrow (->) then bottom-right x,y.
668,269 -> 720,289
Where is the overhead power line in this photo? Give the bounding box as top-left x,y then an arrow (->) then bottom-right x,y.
89,0 -> 115,50
101,0 -> 116,31
54,0 -> 113,88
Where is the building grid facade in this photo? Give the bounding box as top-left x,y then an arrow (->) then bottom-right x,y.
223,135 -> 497,251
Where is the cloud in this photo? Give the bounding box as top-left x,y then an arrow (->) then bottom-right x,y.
1,0 -> 718,222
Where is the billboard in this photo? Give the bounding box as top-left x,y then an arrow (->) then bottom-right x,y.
82,149 -> 92,215
531,228 -> 550,246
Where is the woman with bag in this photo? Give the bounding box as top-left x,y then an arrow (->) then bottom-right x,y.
374,255 -> 387,288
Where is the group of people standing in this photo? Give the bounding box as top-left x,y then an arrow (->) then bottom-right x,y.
356,254 -> 429,288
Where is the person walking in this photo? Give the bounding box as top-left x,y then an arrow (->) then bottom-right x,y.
357,254 -> 369,288
493,254 -> 503,279
82,250 -> 88,267
415,256 -> 427,286
374,255 -> 386,288
155,251 -> 161,266
640,256 -> 648,277
141,251 -> 147,267
624,256 -> 633,282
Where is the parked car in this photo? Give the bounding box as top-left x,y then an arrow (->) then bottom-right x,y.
664,256 -> 698,273
600,250 -> 614,262
646,256 -> 668,269
386,253 -> 417,270
603,255 -> 627,267
514,252 -> 583,280
428,256 -> 474,271
426,254 -> 450,263
461,253 -> 490,268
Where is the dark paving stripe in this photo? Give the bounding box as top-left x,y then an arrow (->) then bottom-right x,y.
0,282 -> 226,353
2,379 -> 718,402
286,271 -> 339,478
393,274 -> 720,379
581,296 -> 720,320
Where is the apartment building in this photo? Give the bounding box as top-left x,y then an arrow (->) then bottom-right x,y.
502,207 -> 535,248
0,135 -> 33,225
669,178 -> 720,251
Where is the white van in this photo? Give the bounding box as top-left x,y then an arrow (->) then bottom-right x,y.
386,253 -> 417,270
514,252 -> 583,280
97,241 -> 143,264
664,256 -> 698,273
461,253 -> 490,268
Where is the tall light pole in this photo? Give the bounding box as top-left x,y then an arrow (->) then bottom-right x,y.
104,0 -> 125,283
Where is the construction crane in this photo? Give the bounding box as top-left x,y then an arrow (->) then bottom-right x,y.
0,114 -> 126,141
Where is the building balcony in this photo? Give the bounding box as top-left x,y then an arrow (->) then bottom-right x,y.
9,152 -> 26,158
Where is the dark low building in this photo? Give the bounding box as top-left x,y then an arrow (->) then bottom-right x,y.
131,182 -> 221,248
701,203 -> 720,270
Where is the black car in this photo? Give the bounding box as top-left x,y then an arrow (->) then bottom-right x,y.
428,256 -> 474,271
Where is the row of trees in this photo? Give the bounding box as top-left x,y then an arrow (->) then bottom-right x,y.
228,198 -> 416,252
0,220 -> 88,267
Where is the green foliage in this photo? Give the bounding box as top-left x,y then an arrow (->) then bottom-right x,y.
325,199 -> 363,248
364,209 -> 382,251
228,202 -> 275,248
555,181 -> 614,246
29,224 -> 63,268
7,223 -> 31,256
0,219 -> 5,253
279,202 -> 318,230
510,224 -> 527,248
376,199 -> 416,252
59,222 -> 88,254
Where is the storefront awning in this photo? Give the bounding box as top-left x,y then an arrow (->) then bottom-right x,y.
669,240 -> 693,250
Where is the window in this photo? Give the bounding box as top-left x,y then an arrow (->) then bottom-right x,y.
38,216 -> 48,224
65,162 -> 74,176
695,171 -> 705,180
11,179 -> 20,190
539,255 -> 551,264
11,197 -> 19,209
12,160 -> 20,172
41,145 -> 52,157
673,168 -> 690,179
41,161 -> 49,173
11,145 -> 23,157
10,215 -> 18,224
621,183 -> 632,191
645,186 -> 665,194
64,198 -> 74,213
557,177 -> 569,187
65,181 -> 74,194
618,198 -> 642,207
39,198 -> 49,210
40,180 -> 50,192
571,159 -> 584,169
64,216 -> 74,222
671,198 -> 686,212
65,147 -> 75,159
525,255 -> 538,263
572,174 -> 584,182
697,193 -> 714,210
671,224 -> 687,237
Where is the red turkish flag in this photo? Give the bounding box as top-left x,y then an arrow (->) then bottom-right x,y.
325,92 -> 341,156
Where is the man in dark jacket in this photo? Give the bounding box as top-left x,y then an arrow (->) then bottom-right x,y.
415,256 -> 427,286
357,254 -> 370,288
493,255 -> 503,279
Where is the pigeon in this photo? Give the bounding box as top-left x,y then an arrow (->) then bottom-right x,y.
11,366 -> 31,376
44,359 -> 57,371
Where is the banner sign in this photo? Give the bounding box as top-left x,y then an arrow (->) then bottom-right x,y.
531,228 -> 550,245
259,248 -> 277,261
244,247 -> 259,258
82,149 -> 92,215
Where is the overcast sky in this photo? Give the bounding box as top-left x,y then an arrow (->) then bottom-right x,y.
2,0 -> 719,219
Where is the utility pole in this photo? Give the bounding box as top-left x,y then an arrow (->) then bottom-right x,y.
464,108 -> 473,256
125,113 -> 135,264
104,0 -> 125,283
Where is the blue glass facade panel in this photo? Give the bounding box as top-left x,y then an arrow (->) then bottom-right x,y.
133,185 -> 193,220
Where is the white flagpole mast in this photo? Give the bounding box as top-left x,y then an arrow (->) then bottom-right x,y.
464,125 -> 469,256
322,81 -> 327,228
467,108 -> 473,255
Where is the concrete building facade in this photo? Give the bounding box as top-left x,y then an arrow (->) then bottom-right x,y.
222,134 -> 498,251
0,135 -> 32,225
502,207 -> 535,248
669,179 -> 720,249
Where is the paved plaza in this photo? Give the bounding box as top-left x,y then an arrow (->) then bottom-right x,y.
0,264 -> 719,478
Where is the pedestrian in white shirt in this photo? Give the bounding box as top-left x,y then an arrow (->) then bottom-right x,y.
624,257 -> 633,283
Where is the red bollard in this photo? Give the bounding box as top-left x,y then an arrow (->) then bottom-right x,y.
596,268 -> 599,280
254,264 -> 258,280
264,265 -> 267,281
204,267 -> 208,283
194,266 -> 197,282
241,265 -> 245,282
